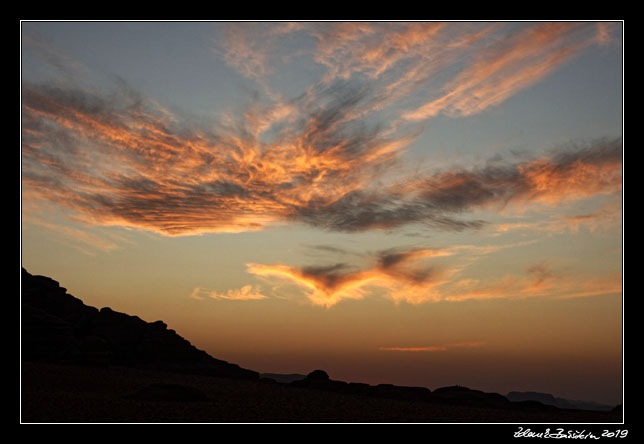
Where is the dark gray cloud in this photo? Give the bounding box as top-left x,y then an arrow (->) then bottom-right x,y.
291,138 -> 622,232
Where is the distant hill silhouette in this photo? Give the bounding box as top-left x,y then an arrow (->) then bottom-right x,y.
506,391 -> 615,412
286,371 -> 557,410
21,268 -> 622,422
21,268 -> 258,379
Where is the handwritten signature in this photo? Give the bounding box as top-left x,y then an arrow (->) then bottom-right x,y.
514,427 -> 629,439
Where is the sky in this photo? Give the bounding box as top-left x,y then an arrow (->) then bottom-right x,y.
20,21 -> 623,405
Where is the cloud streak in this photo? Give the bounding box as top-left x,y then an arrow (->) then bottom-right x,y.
191,285 -> 268,301
379,341 -> 486,352
443,264 -> 621,302
401,22 -> 596,121
212,22 -> 304,81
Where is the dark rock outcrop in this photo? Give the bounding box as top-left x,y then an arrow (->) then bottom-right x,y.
290,370 -> 347,392
307,369 -> 330,380
21,268 -> 258,380
290,371 -> 425,402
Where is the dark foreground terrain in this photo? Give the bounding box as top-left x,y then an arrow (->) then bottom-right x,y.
20,268 -> 622,423
21,361 -> 622,423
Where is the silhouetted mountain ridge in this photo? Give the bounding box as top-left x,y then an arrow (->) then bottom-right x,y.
21,268 -> 619,416
281,370 -> 546,410
21,268 -> 258,379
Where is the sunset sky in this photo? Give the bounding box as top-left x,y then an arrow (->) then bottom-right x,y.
20,21 -> 623,405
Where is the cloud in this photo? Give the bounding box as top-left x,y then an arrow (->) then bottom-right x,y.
308,22 -> 446,83
22,23 -> 620,238
554,273 -> 622,300
379,341 -> 486,352
245,240 -> 621,306
189,287 -> 205,300
35,222 -> 120,255
490,198 -> 622,236
247,247 -> 449,307
415,140 -> 622,211
22,30 -> 88,81
209,285 -> 267,301
22,204 -> 128,255
443,263 -> 621,302
212,22 -> 602,128
595,22 -> 618,47
401,22 -> 598,121
191,285 -> 268,301
211,22 -> 303,80
293,138 -> 622,232
22,80 -> 411,235
22,77 -> 621,236
303,244 -> 358,256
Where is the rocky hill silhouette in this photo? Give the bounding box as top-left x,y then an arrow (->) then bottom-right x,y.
281,370 -> 561,411
21,268 -> 258,379
21,268 -> 622,422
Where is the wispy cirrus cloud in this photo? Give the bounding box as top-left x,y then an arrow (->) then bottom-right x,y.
21,77 -> 622,236
21,30 -> 89,81
443,264 -> 621,302
22,22 -> 620,239
213,22 -> 607,126
379,341 -> 486,352
190,285 -> 267,301
491,198 -> 622,237
24,220 -> 121,255
400,22 -> 597,121
212,22 -> 304,81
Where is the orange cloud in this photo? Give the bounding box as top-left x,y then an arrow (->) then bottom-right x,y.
554,273 -> 622,300
243,245 -> 620,306
379,341 -> 486,352
247,247 -> 449,307
443,265 -> 620,302
189,287 -> 205,300
595,22 -> 617,46
212,23 -> 288,80
22,23 -> 620,238
208,285 -> 267,301
311,22 -> 447,82
22,82 -> 408,235
491,198 -> 621,236
190,285 -> 268,301
402,22 -> 597,121
22,79 -> 621,236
